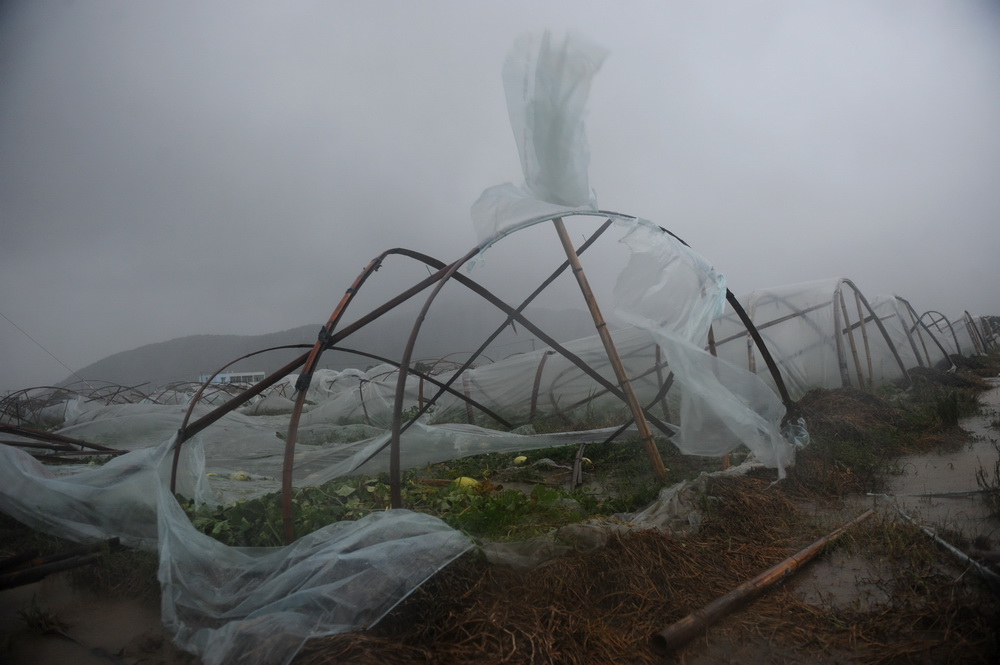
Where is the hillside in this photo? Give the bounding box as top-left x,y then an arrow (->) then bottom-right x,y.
65,304 -> 598,389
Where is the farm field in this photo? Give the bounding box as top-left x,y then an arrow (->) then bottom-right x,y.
3,357 -> 998,665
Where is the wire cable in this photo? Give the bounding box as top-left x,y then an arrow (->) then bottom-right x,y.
0,310 -> 93,388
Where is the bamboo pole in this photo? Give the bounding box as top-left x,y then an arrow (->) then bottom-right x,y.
832,287 -> 852,387
839,290 -> 865,388
854,290 -> 874,389
651,509 -> 874,655
552,218 -> 666,480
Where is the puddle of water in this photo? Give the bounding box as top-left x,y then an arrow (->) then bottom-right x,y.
884,379 -> 1000,545
792,380 -> 1000,609
793,550 -> 891,610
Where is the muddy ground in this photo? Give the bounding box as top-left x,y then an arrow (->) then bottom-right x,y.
674,379 -> 1000,665
2,378 -> 999,665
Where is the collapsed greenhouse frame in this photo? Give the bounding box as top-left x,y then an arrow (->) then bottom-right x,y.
3,236 -> 992,530
2,27 -> 998,665
1,222 -> 995,665
154,212 -> 797,542
0,208 -> 818,665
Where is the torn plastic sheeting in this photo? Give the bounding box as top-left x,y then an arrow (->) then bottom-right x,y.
610,221 -> 793,474
473,30 -> 606,244
472,29 -> 795,474
711,278 -> 918,400
0,434 -> 474,665
158,485 -> 473,665
293,420 -> 639,489
0,434 -> 206,551
470,183 -> 605,252
474,206 -> 796,475
502,31 -> 607,208
626,462 -> 768,534
612,221 -> 727,343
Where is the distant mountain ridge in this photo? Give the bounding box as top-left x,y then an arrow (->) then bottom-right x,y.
66,304 -> 599,389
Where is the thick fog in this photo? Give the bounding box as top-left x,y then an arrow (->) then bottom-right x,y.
2,0 -> 999,393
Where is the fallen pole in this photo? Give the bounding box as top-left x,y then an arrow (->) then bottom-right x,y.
0,537 -> 121,590
893,506 -> 1000,595
867,493 -> 1000,594
651,509 -> 874,656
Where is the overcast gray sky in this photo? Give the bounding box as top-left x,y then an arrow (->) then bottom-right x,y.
2,0 -> 999,393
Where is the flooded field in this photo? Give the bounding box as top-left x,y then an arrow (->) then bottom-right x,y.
792,378 -> 1000,612
885,378 -> 1000,540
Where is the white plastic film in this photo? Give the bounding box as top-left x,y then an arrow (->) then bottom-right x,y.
611,222 -> 793,473
473,31 -> 606,244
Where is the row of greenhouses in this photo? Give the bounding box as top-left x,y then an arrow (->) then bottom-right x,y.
711,278 -> 996,400
5,284 -> 993,438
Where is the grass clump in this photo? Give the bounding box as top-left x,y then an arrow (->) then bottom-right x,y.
976,440 -> 1000,519
786,367 -> 991,498
17,596 -> 69,636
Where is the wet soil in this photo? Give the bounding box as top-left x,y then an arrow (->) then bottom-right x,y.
884,381 -> 999,539
0,572 -> 196,665
790,380 -> 1000,615
666,380 -> 1000,665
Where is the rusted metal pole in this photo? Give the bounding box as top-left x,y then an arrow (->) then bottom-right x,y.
282,254 -> 388,543
551,218 -> 667,481
0,424 -> 125,454
651,509 -> 874,656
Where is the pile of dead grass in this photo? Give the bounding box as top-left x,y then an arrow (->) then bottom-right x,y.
294,477 -> 817,665
909,365 -> 989,389
295,475 -> 999,665
784,388 -> 908,498
784,371 -> 984,499
949,352 -> 1000,378
796,387 -> 904,443
743,518 -> 999,665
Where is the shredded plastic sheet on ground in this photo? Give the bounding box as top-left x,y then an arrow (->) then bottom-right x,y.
0,438 -> 472,665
